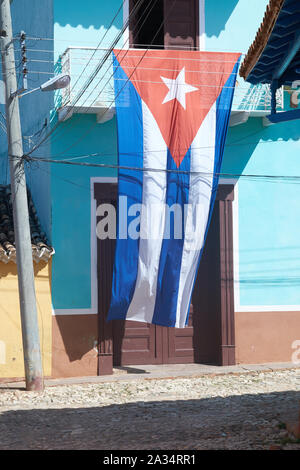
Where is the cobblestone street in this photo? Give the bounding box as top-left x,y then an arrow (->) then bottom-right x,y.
0,368 -> 300,450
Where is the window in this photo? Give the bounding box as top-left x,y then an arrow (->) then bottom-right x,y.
129,0 -> 199,50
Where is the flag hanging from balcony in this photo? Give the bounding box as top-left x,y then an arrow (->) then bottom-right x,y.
107,49 -> 240,328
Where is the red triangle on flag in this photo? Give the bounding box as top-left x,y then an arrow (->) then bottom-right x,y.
113,49 -> 240,168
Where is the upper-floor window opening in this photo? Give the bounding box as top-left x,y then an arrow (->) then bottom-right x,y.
129,0 -> 199,50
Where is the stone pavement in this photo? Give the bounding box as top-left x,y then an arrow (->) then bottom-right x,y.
1,361 -> 299,389
0,363 -> 299,450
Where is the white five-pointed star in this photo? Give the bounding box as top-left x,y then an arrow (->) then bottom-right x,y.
160,67 -> 198,110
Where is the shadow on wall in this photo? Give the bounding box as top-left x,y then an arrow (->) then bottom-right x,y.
0,391 -> 299,449
55,0 -> 239,35
54,0 -> 123,29
52,314 -> 98,377
205,0 -> 239,38
0,260 -> 48,279
222,117 -> 262,177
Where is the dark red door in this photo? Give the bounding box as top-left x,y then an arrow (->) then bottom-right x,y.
113,322 -> 163,365
95,183 -> 163,367
154,205 -> 221,366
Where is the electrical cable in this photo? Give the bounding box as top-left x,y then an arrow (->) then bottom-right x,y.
64,0 -> 145,113
24,0 -> 250,156
27,0 -> 157,155
22,36 -> 248,54
65,0 -> 125,101
1,0 -> 129,151
21,154 -> 300,185
19,1 -> 275,171
39,0 -> 178,157
25,0 -> 146,155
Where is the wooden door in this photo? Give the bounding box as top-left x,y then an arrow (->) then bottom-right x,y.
159,203 -> 220,365
95,184 -> 235,372
112,322 -> 162,366
95,183 -> 162,369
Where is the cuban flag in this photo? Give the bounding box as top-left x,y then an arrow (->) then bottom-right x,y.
107,49 -> 240,328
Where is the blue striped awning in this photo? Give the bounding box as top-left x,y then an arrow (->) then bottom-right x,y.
240,0 -> 300,87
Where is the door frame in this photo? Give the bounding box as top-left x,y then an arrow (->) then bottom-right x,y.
217,184 -> 235,366
95,182 -> 235,374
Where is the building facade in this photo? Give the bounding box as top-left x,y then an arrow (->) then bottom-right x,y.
0,0 -> 300,380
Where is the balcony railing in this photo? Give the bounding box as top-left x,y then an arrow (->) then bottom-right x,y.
57,47 -> 115,109
56,47 -> 284,124
232,80 -> 284,114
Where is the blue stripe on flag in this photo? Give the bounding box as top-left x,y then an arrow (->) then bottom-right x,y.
184,57 -> 241,326
107,55 -> 144,321
152,149 -> 191,327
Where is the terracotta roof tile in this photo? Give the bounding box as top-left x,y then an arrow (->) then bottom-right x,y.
0,185 -> 54,264
240,0 -> 285,80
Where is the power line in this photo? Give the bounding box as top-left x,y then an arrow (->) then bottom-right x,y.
16,56 -> 245,66
66,0 -> 125,102
23,0 -> 246,163
27,129 -> 299,160
46,2 -> 243,159
6,68 -> 251,86
42,0 -> 182,157
24,0 -> 248,159
25,0 -> 145,156
22,36 -> 249,54
19,58 -> 250,77
63,0 -> 145,115
30,0 -> 160,155
22,154 -> 300,184
67,0 -> 155,113
10,0 -> 129,154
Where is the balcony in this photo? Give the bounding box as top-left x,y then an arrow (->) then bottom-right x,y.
56,47 -> 116,124
230,79 -> 284,127
56,47 -> 284,126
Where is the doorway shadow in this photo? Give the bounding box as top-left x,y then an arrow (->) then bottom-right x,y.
0,390 -> 299,449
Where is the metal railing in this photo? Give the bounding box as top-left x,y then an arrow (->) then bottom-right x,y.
56,46 -> 285,114
232,81 -> 284,113
58,47 -> 115,109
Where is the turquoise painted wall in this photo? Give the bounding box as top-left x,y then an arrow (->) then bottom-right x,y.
50,0 -> 300,311
205,0 -> 269,53
205,0 -> 300,306
51,114 -> 117,309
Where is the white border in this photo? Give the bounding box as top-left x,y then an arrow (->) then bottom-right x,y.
123,0 -> 130,48
199,0 -> 206,51
232,181 -> 241,312
52,177 -> 118,316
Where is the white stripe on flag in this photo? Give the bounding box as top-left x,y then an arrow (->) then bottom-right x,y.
126,101 -> 168,323
175,102 -> 217,328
